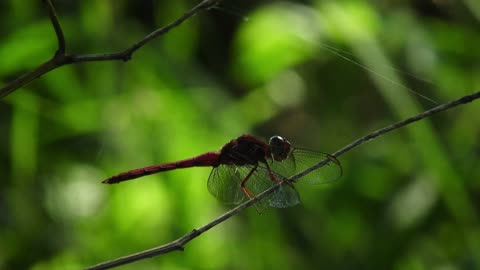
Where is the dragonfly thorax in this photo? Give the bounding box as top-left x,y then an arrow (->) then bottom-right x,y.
269,136 -> 292,161
218,135 -> 270,166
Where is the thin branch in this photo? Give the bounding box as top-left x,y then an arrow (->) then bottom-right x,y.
0,58 -> 60,99
85,188 -> 266,270
291,90 -> 480,181
0,0 -> 221,99
85,91 -> 480,270
69,0 -> 220,63
42,0 -> 65,53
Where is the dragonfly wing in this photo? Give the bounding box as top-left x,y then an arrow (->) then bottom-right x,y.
207,165 -> 246,205
207,163 -> 301,208
288,148 -> 342,184
267,153 -> 297,180
268,181 -> 301,208
246,167 -> 301,208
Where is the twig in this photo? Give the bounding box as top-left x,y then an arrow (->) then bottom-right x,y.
0,0 -> 221,99
85,91 -> 480,270
85,186 -> 268,270
43,0 -> 65,54
292,90 -> 480,181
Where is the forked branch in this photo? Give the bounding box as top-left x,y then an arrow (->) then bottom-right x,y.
85,91 -> 480,270
0,0 -> 221,99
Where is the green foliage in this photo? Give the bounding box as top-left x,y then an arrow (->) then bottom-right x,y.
1,1 -> 479,269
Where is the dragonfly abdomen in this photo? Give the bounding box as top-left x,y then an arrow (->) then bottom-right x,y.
102,152 -> 220,184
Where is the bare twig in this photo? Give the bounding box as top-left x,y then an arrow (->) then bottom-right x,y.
43,0 -> 65,53
85,186 -> 268,270
85,91 -> 480,270
0,0 -> 220,99
292,90 -> 480,181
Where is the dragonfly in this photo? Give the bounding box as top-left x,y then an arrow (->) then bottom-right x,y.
102,135 -> 342,208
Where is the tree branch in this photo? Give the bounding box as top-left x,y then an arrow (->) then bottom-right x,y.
85,91 -> 480,270
0,0 -> 221,99
43,0 -> 65,54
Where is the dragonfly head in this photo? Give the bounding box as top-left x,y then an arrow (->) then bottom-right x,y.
269,135 -> 292,161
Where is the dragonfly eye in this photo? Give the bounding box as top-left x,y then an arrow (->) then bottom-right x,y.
269,135 -> 284,145
269,136 -> 291,161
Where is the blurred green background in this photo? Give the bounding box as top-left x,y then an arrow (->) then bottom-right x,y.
1,0 -> 480,269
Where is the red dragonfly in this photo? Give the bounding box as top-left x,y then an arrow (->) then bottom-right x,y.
102,135 -> 342,208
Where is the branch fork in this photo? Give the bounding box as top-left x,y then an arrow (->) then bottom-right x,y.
0,0 -> 221,99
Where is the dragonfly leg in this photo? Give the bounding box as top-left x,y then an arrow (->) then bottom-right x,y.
263,161 -> 294,188
240,165 -> 263,213
240,164 -> 258,199
262,161 -> 282,182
